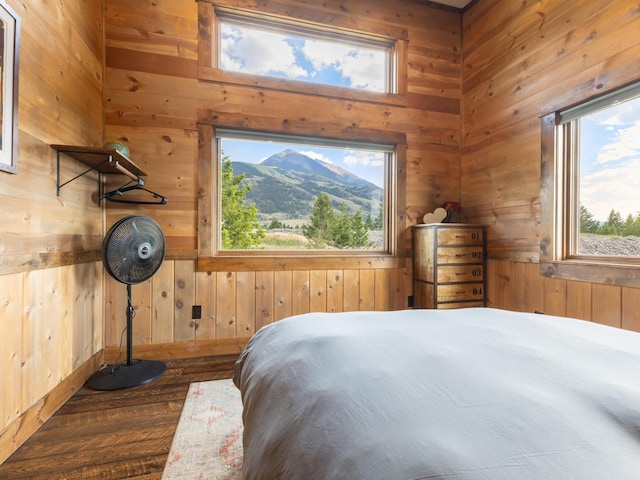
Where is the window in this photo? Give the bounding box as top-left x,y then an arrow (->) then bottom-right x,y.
215,129 -> 394,253
197,4 -> 407,104
540,81 -> 640,286
219,14 -> 392,93
197,110 -> 407,272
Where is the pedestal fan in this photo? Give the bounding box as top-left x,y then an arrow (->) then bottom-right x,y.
87,215 -> 167,391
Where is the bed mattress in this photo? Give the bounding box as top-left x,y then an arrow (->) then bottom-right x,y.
234,308 -> 640,479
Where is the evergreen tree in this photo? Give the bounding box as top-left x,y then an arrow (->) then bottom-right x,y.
372,204 -> 383,229
302,193 -> 335,248
221,154 -> 265,249
302,193 -> 373,249
622,212 -> 640,237
599,209 -> 624,235
331,203 -> 354,248
350,210 -> 372,248
268,218 -> 283,229
365,212 -> 374,230
579,205 -> 600,234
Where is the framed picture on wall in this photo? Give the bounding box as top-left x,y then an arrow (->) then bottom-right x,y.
0,0 -> 19,174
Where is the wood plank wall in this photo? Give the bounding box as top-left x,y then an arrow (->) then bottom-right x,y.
3,0 -> 640,463
103,0 -> 463,346
0,0 -> 105,463
461,0 -> 640,328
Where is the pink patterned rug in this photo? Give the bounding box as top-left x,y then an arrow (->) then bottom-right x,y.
162,379 -> 243,479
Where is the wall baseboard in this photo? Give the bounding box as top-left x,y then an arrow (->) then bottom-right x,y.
103,337 -> 251,364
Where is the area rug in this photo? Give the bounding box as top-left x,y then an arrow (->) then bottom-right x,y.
162,378 -> 243,479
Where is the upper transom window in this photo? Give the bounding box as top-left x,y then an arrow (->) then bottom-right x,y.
216,10 -> 395,94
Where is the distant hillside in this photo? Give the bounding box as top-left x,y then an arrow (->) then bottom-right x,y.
231,149 -> 383,223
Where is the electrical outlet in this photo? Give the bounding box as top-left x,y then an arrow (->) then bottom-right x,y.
192,305 -> 202,319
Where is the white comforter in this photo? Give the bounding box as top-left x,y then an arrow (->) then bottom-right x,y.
234,308 -> 640,479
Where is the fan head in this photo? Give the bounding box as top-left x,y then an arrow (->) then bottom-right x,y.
102,215 -> 165,284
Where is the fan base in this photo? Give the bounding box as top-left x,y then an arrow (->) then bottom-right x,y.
86,359 -> 167,391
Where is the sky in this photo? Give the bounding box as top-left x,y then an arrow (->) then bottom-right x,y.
220,138 -> 386,188
220,21 -> 387,92
579,96 -> 640,222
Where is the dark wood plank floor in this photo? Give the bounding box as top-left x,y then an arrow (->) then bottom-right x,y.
0,354 -> 238,479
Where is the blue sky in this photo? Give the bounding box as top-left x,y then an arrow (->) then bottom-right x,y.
221,138 -> 385,188
220,21 -> 387,92
579,97 -> 640,222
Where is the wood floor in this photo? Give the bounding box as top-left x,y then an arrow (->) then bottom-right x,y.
0,354 -> 238,479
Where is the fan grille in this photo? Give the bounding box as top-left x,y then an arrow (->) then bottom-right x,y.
102,215 -> 166,284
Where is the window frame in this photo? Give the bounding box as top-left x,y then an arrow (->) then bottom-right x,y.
197,1 -> 408,107
216,129 -> 394,253
197,113 -> 407,273
540,80 -> 640,288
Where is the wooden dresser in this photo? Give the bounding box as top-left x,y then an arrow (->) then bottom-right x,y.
412,224 -> 486,309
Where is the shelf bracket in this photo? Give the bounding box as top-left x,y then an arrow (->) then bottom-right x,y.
56,150 -> 110,196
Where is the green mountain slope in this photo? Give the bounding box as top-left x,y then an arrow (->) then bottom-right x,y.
232,149 -> 383,222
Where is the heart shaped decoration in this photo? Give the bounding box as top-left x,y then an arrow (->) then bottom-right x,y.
422,207 -> 447,224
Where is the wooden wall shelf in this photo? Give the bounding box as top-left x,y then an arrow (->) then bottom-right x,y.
51,144 -> 147,198
51,145 -> 168,205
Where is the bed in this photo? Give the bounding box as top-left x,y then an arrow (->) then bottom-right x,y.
233,308 -> 640,479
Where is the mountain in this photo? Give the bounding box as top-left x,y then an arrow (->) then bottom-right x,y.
261,150 -> 377,188
231,149 -> 383,222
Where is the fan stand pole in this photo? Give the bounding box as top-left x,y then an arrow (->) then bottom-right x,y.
86,284 -> 167,391
126,284 -> 134,367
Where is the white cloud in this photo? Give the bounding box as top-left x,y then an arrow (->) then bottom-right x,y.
220,25 -> 308,78
589,101 -> 637,126
595,121 -> 640,164
219,22 -> 387,93
580,157 -> 640,220
300,150 -> 332,164
343,151 -> 384,168
303,39 -> 386,92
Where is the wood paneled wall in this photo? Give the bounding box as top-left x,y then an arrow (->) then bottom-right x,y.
5,0 -> 640,465
105,260 -> 408,347
103,0 -> 463,346
487,259 -> 640,331
461,1 -> 640,325
2,0 -> 640,464
0,0 -> 105,463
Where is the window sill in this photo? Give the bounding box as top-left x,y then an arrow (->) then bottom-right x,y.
541,259 -> 640,288
197,254 -> 405,272
198,66 -> 408,108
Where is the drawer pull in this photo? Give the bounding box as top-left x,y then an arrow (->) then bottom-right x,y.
455,253 -> 467,257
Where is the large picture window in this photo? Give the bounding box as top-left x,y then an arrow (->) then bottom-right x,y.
216,130 -> 394,253
540,81 -> 640,286
196,117 -> 406,272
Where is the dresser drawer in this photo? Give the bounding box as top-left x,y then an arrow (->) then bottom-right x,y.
437,283 -> 484,303
437,246 -> 484,264
437,228 -> 484,245
437,265 -> 484,283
